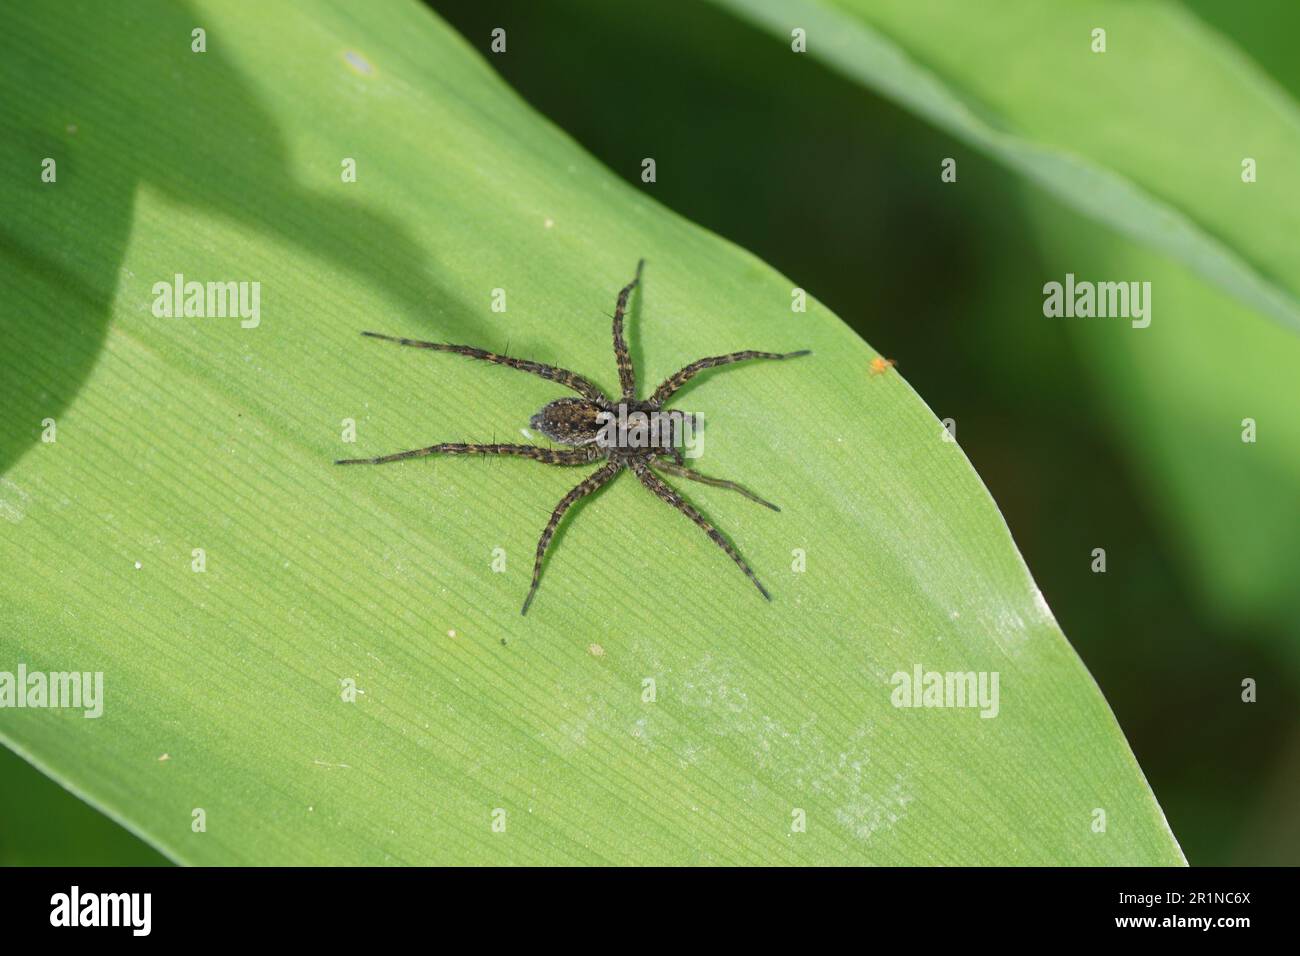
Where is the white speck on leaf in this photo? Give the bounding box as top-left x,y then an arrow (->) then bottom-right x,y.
1031,587 -> 1058,626
0,478 -> 30,523
675,653 -> 905,841
343,50 -> 374,76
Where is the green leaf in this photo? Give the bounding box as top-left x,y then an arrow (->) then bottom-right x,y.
1021,191 -> 1300,655
698,0 -> 1300,658
0,745 -> 169,865
0,0 -> 1181,863
707,0 -> 1300,335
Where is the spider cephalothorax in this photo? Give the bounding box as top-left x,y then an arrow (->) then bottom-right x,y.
337,260 -> 810,614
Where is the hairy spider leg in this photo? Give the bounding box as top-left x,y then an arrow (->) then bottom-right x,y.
611,259 -> 645,401
335,443 -> 594,466
630,461 -> 770,601
522,460 -> 623,615
650,457 -> 780,511
649,349 -> 811,407
359,332 -> 608,404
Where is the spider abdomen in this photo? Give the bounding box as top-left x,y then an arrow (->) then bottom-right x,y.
530,397 -> 606,446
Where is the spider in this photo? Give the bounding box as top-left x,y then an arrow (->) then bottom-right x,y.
336,260 -> 810,615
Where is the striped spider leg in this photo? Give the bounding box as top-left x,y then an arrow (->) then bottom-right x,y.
338,260 -> 809,615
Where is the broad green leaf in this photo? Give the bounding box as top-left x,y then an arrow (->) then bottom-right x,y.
707,0 -> 1300,335
1021,192 -> 1300,655
0,0 -> 1182,864
0,745 -> 168,865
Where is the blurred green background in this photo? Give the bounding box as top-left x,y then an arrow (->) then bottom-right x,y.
2,0 -> 1295,865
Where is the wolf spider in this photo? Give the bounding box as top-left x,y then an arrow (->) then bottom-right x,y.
337,260 -> 810,615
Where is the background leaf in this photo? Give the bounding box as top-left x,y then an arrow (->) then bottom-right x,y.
0,746 -> 168,865
0,0 -> 1183,864
707,0 -> 1300,335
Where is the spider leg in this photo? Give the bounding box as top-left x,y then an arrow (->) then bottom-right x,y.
359,332 -> 608,403
522,460 -> 623,615
336,443 -> 594,466
650,457 -> 780,511
649,349 -> 810,406
630,461 -> 770,601
611,259 -> 644,401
